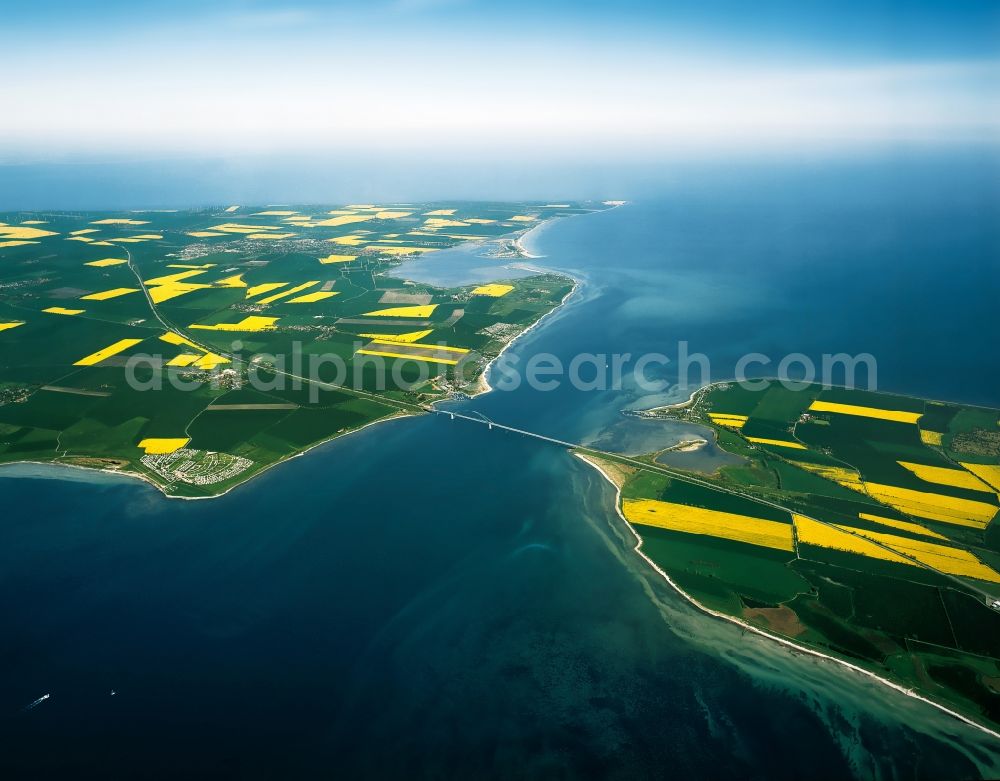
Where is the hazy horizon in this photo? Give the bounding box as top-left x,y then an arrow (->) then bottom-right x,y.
3,1 -> 997,164
1,145 -> 997,212
3,1 -> 997,210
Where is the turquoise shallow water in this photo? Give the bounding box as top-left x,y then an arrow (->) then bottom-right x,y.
2,155 -> 999,778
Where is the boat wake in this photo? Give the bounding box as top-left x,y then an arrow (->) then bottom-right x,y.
23,693 -> 50,711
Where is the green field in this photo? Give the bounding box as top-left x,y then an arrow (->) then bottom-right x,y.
0,202 -> 603,496
602,382 -> 1000,730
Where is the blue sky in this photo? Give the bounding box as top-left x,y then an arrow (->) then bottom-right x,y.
6,0 -> 999,57
1,0 -> 998,161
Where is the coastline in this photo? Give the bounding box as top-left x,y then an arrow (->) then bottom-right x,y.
466,203 -> 621,397
511,231 -> 542,259
0,410 -> 414,502
511,218 -> 551,259
573,451 -> 1000,742
644,376 -> 1000,417
468,274 -> 582,398
639,379 -> 729,413
0,209 -> 595,499
513,199 -> 626,261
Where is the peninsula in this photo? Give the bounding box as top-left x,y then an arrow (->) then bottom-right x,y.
580,382 -> 1000,736
0,202 -> 605,497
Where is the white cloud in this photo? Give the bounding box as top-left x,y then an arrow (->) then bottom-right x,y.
1,27 -> 996,158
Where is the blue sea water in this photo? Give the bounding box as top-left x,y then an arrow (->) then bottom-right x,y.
1,154 -> 999,778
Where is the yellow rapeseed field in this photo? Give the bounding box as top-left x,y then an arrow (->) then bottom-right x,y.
361,305 -> 437,318
246,283 -> 288,299
1,225 -> 58,240
187,231 -> 225,238
257,281 -> 319,305
190,316 -> 278,332
356,347 -> 460,366
74,338 -> 144,366
145,269 -> 210,286
91,219 -> 148,225
287,291 -> 339,303
920,430 -> 944,446
707,412 -> 748,428
159,331 -> 201,350
81,287 -> 140,301
0,321 -> 25,332
808,399 -> 923,424
84,258 -> 128,267
195,353 -> 230,369
214,274 -> 247,288
470,284 -> 514,297
43,307 -> 84,316
315,215 -> 373,228
166,354 -> 201,367
138,438 -> 190,454
369,340 -> 468,355
897,461 -> 993,492
623,498 -> 794,551
960,463 -> 1000,492
149,283 -> 211,304
358,330 -> 433,343
863,482 -> 999,528
794,515 -> 912,564
319,254 -> 358,264
746,436 -> 806,450
792,463 -> 866,492
208,223 -> 283,234
843,526 -> 1000,583
857,512 -> 948,540
328,235 -> 368,246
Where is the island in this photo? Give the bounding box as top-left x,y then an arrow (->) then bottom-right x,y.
580,382 -> 1000,736
0,202 -> 606,497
